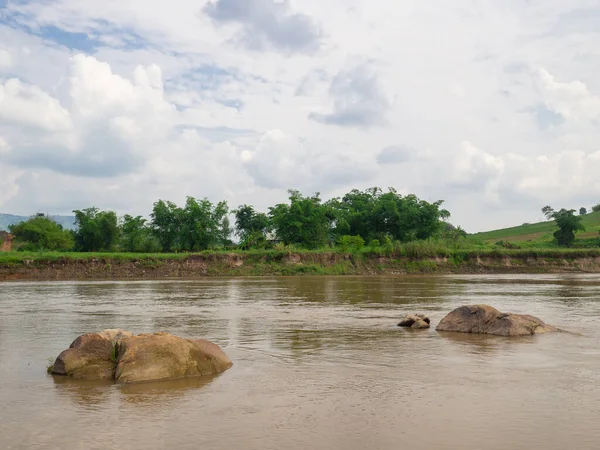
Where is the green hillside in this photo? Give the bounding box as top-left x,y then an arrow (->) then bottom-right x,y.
470,211 -> 600,245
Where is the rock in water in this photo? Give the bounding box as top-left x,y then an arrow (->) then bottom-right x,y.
50,330 -> 232,383
411,319 -> 431,329
398,314 -> 431,328
115,333 -> 233,383
51,332 -> 118,379
435,305 -> 558,336
99,329 -> 133,344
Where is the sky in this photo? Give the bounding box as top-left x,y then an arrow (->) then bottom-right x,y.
1,0 -> 600,232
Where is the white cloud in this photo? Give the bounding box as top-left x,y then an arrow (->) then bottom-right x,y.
310,63 -> 391,127
450,141 -> 505,193
0,0 -> 600,231
0,165 -> 23,207
0,135 -> 9,155
0,78 -> 72,131
534,67 -> 600,122
243,129 -> 375,190
0,49 -> 13,69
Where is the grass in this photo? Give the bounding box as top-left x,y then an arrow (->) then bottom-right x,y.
469,211 -> 600,246
2,245 -> 600,270
46,357 -> 55,373
2,239 -> 600,265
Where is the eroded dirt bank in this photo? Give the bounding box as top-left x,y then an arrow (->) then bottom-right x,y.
2,252 -> 600,281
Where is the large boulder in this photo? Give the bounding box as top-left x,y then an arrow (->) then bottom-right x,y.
50,330 -> 232,383
115,332 -> 233,383
51,332 -> 119,379
436,305 -> 558,336
398,314 -> 431,329
99,329 -> 133,344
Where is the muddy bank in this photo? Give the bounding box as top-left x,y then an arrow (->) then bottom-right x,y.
2,252 -> 600,281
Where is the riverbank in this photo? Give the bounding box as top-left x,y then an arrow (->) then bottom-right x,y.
2,249 -> 600,281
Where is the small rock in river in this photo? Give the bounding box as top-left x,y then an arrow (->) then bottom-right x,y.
398,314 -> 431,328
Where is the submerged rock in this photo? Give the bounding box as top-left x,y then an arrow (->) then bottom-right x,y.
115,333 -> 233,383
51,332 -> 119,379
398,314 -> 431,329
51,330 -> 232,383
99,329 -> 133,344
411,319 -> 431,329
435,305 -> 558,336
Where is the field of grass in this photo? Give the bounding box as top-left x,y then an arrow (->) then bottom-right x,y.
469,211 -> 600,246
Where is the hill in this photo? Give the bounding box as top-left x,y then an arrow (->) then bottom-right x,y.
470,211 -> 600,245
0,214 -> 76,231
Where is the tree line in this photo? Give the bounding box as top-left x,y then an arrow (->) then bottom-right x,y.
541,202 -> 600,247
8,187 -> 454,252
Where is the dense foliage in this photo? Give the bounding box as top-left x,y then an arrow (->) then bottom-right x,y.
7,187 -> 455,253
73,208 -> 119,252
541,206 -> 586,247
550,208 -> 585,247
269,191 -> 334,249
234,205 -> 270,249
120,215 -> 159,253
150,197 -> 230,252
8,214 -> 74,251
327,187 -> 450,243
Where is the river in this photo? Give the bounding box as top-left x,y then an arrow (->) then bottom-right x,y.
1,275 -> 599,450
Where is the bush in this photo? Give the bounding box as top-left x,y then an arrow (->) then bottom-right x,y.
495,240 -> 520,250
337,235 -> 365,251
551,208 -> 585,247
9,215 -> 74,251
369,239 -> 381,248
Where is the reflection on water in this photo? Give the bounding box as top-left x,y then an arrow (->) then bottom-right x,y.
51,374 -> 218,408
119,376 -> 217,407
52,376 -> 114,408
1,275 -> 600,450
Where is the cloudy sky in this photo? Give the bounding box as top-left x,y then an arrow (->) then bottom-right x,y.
1,0 -> 600,232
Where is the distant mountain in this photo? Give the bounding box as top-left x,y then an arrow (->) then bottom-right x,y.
0,213 -> 77,231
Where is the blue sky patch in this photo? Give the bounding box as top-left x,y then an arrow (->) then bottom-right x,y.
39,25 -> 97,52
532,104 -> 564,130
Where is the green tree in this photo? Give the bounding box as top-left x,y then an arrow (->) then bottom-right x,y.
73,208 -> 119,252
9,214 -> 74,251
150,197 -> 230,252
579,207 -> 587,215
150,200 -> 183,252
592,203 -> 600,213
219,216 -> 233,248
269,190 -> 333,248
541,205 -> 554,220
234,204 -> 270,248
180,196 -> 230,251
443,224 -> 468,245
550,208 -> 585,247
120,215 -> 158,252
327,187 -> 449,243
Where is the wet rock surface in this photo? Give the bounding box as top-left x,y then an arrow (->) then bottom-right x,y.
51,330 -> 232,383
436,305 -> 559,336
398,314 -> 431,329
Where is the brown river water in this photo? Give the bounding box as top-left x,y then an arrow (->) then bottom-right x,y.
1,275 -> 599,450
